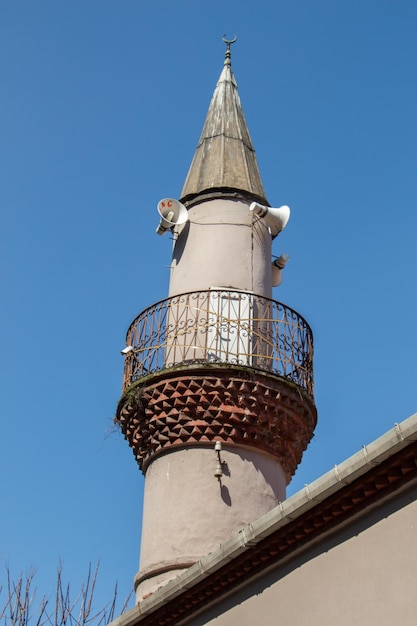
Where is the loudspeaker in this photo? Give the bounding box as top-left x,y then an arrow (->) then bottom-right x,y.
249,202 -> 290,237
156,198 -> 189,235
271,253 -> 290,287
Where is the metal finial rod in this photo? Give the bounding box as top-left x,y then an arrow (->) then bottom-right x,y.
222,34 -> 237,65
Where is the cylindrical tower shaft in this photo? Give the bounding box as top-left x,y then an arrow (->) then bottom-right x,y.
169,198 -> 273,298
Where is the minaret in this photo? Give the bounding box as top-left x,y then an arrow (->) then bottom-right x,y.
116,39 -> 317,601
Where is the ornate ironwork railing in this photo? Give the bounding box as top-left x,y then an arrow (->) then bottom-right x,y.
122,290 -> 314,396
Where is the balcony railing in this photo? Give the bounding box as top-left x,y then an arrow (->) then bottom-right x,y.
122,290 -> 314,396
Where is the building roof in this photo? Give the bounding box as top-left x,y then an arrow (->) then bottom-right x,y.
180,42 -> 269,207
111,412 -> 417,626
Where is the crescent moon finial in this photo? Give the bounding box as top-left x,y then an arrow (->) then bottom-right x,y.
222,34 -> 237,45
222,34 -> 237,65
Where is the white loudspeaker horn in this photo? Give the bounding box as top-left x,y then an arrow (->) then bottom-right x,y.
272,253 -> 290,287
156,198 -> 189,235
249,202 -> 290,237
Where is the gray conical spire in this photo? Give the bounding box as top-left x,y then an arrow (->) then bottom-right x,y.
180,40 -> 269,206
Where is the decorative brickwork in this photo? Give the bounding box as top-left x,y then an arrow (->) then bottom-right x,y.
116,367 -> 317,479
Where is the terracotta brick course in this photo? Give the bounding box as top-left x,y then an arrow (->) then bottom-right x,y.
116,368 -> 316,480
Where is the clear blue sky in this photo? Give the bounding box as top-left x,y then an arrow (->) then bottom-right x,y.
1,0 -> 417,615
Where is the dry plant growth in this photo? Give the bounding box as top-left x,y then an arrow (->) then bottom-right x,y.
0,563 -> 131,626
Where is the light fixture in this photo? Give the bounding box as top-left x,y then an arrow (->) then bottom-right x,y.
214,441 -> 223,479
121,345 -> 134,356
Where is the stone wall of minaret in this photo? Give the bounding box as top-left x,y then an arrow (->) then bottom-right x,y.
116,43 -> 317,602
169,198 -> 273,297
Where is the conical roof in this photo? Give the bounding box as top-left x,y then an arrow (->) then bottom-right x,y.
180,42 -> 269,206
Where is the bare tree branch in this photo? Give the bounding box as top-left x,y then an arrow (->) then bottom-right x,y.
0,563 -> 132,626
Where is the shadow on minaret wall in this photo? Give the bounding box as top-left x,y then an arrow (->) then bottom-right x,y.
172,220 -> 190,265
220,483 -> 232,506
